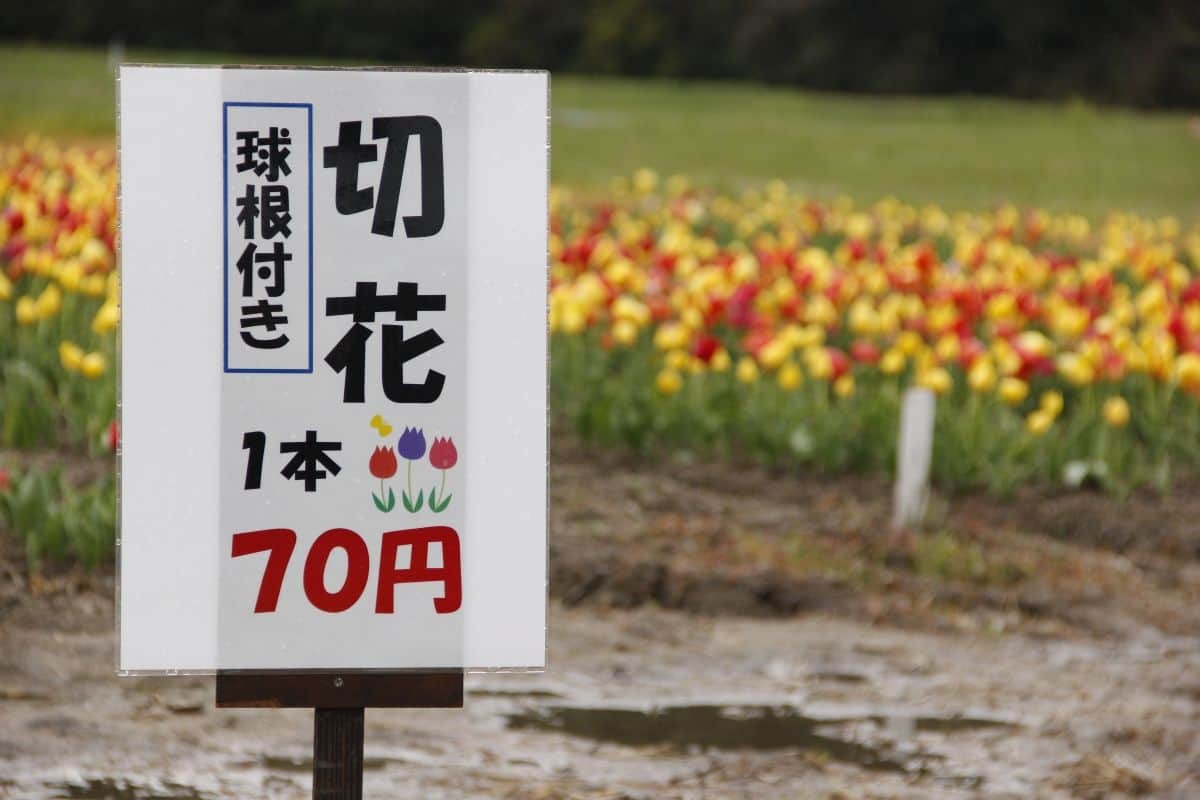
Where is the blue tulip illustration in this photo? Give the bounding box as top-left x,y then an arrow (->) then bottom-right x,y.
397,427 -> 426,512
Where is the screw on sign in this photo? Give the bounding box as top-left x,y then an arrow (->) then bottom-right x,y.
120,66 -> 546,800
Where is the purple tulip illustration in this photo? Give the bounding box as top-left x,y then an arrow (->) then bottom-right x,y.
397,427 -> 427,512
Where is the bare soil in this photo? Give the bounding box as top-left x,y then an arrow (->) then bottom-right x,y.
1,441 -> 1198,798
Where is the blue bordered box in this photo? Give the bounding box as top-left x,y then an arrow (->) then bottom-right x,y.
223,101 -> 314,373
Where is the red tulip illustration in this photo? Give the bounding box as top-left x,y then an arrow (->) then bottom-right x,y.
369,445 -> 398,512
428,436 -> 457,513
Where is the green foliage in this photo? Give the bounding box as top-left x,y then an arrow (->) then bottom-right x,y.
2,44 -> 1196,219
912,531 -> 1025,587
551,335 -> 1198,497
0,278 -> 116,453
0,466 -> 116,567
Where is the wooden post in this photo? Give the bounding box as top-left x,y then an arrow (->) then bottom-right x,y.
313,708 -> 364,800
216,670 -> 463,799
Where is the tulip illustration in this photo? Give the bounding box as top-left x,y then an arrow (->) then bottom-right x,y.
427,436 -> 458,513
369,445 -> 398,512
397,427 -> 427,512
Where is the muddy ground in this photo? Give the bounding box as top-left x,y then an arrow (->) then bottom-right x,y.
1,442 -> 1198,799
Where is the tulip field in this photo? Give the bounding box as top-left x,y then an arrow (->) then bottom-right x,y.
1,115 -> 1199,561
549,172 -> 1200,496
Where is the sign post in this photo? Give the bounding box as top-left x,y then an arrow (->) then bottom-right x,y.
118,66 -> 548,794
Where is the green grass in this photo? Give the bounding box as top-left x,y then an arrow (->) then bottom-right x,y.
2,41 -> 1198,218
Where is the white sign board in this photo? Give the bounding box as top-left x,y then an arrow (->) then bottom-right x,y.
118,66 -> 547,672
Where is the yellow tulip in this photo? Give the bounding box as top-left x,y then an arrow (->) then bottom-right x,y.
917,366 -> 952,396
1176,352 -> 1200,391
735,357 -> 759,384
655,368 -> 682,395
935,333 -> 961,363
967,358 -> 996,393
710,348 -> 732,372
998,377 -> 1029,406
80,351 -> 106,379
15,296 -> 37,325
81,274 -> 107,297
632,167 -> 658,195
92,302 -> 121,334
880,348 -> 906,375
57,259 -> 83,291
1103,396 -> 1130,428
59,341 -> 84,372
1040,390 -> 1064,418
665,349 -> 690,371
757,338 -> 790,371
833,374 -> 855,398
805,295 -> 838,328
1016,330 -> 1053,359
558,302 -> 586,335
35,284 -> 62,318
804,345 -> 834,380
612,318 -> 638,347
847,299 -> 879,336
0,273 -> 11,301
611,295 -> 650,326
1026,409 -> 1054,436
653,322 -> 690,351
1056,352 -> 1095,386
896,330 -> 924,356
777,361 -> 803,391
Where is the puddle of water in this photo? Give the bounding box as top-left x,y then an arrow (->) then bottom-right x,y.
910,715 -> 1016,733
46,778 -> 213,800
467,688 -> 566,700
508,704 -> 910,772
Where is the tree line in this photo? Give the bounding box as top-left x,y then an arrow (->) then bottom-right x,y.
4,0 -> 1198,108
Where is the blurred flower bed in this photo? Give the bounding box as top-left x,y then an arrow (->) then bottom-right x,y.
0,138 -> 117,565
550,170 -> 1200,496
3,142 -> 1200,562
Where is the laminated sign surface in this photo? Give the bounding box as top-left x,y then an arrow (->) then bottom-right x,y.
119,66 -> 547,672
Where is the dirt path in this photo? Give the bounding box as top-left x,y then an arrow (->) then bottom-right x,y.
2,444 -> 1199,798
1,596 -> 1197,799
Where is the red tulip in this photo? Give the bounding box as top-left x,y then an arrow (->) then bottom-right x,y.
850,340 -> 880,364
429,437 -> 458,470
369,445 -> 398,479
691,334 -> 720,364
828,347 -> 850,380
106,420 -> 120,452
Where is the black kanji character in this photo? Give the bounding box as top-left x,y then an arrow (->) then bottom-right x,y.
279,430 -> 342,492
235,185 -> 293,240
240,298 -> 289,349
324,281 -> 446,403
236,242 -> 291,298
322,121 -> 376,215
261,185 -> 292,238
321,116 -> 443,238
235,127 -> 292,182
235,184 -> 260,239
